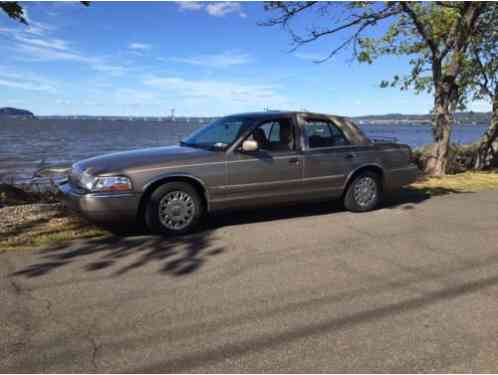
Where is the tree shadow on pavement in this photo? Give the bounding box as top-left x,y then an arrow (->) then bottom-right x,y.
12,230 -> 225,279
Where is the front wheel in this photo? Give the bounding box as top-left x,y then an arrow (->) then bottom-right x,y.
344,171 -> 382,212
145,182 -> 204,235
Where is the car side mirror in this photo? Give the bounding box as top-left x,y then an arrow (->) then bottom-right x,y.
242,140 -> 259,152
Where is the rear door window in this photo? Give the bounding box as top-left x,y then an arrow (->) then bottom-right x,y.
305,120 -> 349,148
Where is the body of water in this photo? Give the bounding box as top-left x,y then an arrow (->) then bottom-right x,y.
0,117 -> 488,181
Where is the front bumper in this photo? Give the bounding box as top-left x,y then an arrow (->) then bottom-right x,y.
57,180 -> 140,223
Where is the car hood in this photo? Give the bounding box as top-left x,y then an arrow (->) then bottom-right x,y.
74,145 -> 220,176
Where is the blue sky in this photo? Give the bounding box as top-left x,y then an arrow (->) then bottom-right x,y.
0,1 -> 489,117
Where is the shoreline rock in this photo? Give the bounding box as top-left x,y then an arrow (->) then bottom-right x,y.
0,182 -> 61,208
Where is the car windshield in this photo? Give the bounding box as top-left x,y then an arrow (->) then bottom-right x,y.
181,117 -> 252,151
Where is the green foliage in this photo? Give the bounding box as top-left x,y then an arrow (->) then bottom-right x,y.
0,1 -> 90,24
0,2 -> 26,24
355,3 -> 484,95
457,5 -> 498,107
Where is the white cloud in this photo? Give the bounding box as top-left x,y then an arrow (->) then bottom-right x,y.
1,23 -> 128,76
0,67 -> 58,93
169,51 -> 252,68
14,44 -> 127,76
129,42 -> 151,51
177,1 -> 246,18
0,78 -> 52,92
143,76 -> 288,107
177,2 -> 204,11
206,2 -> 246,17
26,21 -> 54,36
91,62 -> 127,76
14,34 -> 69,51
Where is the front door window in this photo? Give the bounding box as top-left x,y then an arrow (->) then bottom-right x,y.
246,119 -> 295,153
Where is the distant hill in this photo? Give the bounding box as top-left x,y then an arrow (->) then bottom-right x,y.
0,107 -> 35,118
354,111 -> 491,125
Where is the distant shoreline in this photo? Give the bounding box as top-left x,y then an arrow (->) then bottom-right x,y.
30,116 -> 488,126
2,109 -> 491,126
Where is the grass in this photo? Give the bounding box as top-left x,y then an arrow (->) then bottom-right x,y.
0,204 -> 110,252
409,170 -> 498,195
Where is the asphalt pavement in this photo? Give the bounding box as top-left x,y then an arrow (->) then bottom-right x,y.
2,189 -> 498,372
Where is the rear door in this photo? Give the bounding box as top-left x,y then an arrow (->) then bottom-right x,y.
301,117 -> 357,197
225,117 -> 304,204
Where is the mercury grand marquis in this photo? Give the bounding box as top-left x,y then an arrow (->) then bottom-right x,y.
58,112 -> 418,234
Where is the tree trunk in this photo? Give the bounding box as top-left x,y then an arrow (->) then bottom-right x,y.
423,3 -> 482,176
474,84 -> 498,170
424,83 -> 453,176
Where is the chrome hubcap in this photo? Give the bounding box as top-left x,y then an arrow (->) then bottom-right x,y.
353,176 -> 377,207
158,190 -> 195,230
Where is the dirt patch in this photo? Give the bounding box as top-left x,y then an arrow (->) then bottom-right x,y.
0,203 -> 109,251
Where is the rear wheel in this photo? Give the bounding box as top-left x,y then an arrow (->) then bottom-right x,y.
344,171 -> 382,212
145,182 -> 204,235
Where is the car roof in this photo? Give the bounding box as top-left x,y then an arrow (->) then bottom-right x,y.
224,111 -> 347,121
223,111 -> 370,146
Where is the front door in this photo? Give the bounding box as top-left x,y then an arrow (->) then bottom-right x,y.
225,118 -> 303,205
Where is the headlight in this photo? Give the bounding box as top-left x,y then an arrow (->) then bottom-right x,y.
80,173 -> 132,193
93,176 -> 133,192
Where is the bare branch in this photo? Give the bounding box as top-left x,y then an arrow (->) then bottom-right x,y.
263,2 -> 401,61
260,2 -> 317,27
472,47 -> 493,98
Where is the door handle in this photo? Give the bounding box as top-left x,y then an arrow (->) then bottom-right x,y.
345,153 -> 356,160
289,157 -> 300,164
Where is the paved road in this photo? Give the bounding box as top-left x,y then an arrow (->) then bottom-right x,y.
2,189 -> 498,372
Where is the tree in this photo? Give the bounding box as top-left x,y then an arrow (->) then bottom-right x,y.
457,5 -> 498,170
0,1 -> 90,24
263,2 -> 487,176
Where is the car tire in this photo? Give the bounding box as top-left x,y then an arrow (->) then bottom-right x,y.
145,182 -> 204,235
344,171 -> 382,212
